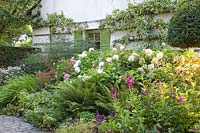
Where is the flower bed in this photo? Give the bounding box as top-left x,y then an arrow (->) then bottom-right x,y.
0,47 -> 200,132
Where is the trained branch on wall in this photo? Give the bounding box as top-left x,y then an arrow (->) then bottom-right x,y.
99,0 -> 186,45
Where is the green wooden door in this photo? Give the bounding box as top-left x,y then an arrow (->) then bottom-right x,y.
100,29 -> 110,51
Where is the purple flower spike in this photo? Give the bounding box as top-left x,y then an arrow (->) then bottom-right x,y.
126,73 -> 134,88
109,85 -> 119,100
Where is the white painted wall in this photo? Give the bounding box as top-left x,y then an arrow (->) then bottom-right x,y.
110,31 -> 128,48
40,0 -> 144,22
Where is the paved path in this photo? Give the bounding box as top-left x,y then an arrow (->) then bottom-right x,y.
0,115 -> 44,133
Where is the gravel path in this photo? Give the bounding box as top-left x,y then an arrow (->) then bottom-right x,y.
0,115 -> 44,133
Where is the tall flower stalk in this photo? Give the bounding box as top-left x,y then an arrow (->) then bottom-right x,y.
126,73 -> 134,89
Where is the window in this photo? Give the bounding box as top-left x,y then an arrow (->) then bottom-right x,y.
87,32 -> 100,49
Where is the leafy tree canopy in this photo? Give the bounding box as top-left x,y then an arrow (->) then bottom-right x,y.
0,0 -> 41,46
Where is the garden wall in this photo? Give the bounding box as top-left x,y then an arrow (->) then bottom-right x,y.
0,47 -> 40,68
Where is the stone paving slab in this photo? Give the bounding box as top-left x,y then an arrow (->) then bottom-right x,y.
0,115 -> 44,133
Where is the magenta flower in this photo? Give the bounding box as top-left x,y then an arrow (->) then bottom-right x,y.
109,85 -> 119,99
144,89 -> 150,95
70,57 -> 76,65
177,96 -> 184,103
126,73 -> 134,88
64,73 -> 71,79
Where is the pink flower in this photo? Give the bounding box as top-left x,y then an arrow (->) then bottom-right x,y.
70,57 -> 76,65
177,96 -> 184,103
144,89 -> 150,95
126,74 -> 134,88
64,73 -> 71,79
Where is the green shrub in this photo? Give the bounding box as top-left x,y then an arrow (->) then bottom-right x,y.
56,120 -> 95,133
168,1 -> 200,48
0,46 -> 40,67
0,75 -> 43,109
21,53 -> 47,74
21,91 -> 56,130
53,79 -> 113,121
48,40 -> 93,63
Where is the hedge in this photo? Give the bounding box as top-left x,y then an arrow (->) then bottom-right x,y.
0,47 -> 40,68
167,0 -> 200,48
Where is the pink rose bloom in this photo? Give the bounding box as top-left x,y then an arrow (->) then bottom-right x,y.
64,73 -> 71,79
177,96 -> 184,103
70,57 -> 76,65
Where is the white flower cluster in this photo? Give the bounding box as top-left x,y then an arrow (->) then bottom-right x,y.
78,51 -> 87,58
112,44 -> 125,51
0,66 -> 21,74
78,74 -> 91,81
89,48 -> 95,52
128,52 -> 138,62
106,54 -> 119,62
73,60 -> 81,73
0,66 -> 22,85
151,52 -> 164,65
143,49 -> 153,56
97,61 -> 104,73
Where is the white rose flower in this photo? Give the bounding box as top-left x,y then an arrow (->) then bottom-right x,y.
73,60 -> 81,68
131,52 -> 139,57
106,57 -> 112,62
161,42 -> 166,46
138,67 -> 144,73
144,49 -> 153,56
112,55 -> 119,60
128,55 -> 135,62
82,74 -> 90,81
148,64 -> 155,70
76,60 -> 81,64
97,67 -> 104,73
74,67 -> 81,73
156,52 -> 163,60
78,75 -> 82,79
78,74 -> 90,81
112,48 -> 117,51
192,64 -> 199,70
119,45 -> 125,50
78,51 -> 87,58
89,48 -> 95,51
99,62 -> 104,67
151,57 -> 159,65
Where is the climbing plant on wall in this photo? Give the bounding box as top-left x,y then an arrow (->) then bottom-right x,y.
33,12 -> 88,43
99,0 -> 186,45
